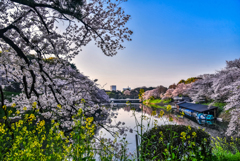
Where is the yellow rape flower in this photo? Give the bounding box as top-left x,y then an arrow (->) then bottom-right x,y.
90,152 -> 94,157
181,111 -> 185,116
159,131 -> 163,136
3,116 -> 7,120
16,110 -> 20,115
192,132 -> 197,138
87,117 -> 93,122
81,98 -> 85,103
166,105 -> 172,111
159,137 -> 163,142
19,120 -> 23,124
158,110 -> 164,118
23,106 -> 27,110
2,105 -> 6,110
8,110 -> 12,115
11,103 -> 16,107
151,110 -> 157,116
78,108 -> 82,115
181,132 -> 186,137
57,104 -> 61,109
39,120 -> 45,127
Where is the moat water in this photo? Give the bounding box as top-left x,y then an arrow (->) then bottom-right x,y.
94,103 -> 228,159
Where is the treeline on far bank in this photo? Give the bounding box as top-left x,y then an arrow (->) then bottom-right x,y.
105,86 -> 158,99
105,77 -> 199,99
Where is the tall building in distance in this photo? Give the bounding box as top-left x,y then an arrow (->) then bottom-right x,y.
110,85 -> 116,91
123,86 -> 131,91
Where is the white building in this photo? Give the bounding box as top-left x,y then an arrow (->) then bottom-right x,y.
110,85 -> 116,91
123,86 -> 131,91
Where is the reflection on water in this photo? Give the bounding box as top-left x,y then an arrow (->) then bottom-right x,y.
96,103 -> 228,160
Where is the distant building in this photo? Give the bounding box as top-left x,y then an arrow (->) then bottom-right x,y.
173,96 -> 192,103
123,86 -> 131,91
110,85 -> 116,91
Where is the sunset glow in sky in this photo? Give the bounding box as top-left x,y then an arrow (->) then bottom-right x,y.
72,0 -> 240,91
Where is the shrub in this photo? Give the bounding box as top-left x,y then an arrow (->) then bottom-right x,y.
163,98 -> 172,104
0,104 -> 130,160
141,125 -> 213,160
149,96 -> 155,100
212,137 -> 240,161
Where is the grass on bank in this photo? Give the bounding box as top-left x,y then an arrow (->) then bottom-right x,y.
143,98 -> 172,104
146,104 -> 167,110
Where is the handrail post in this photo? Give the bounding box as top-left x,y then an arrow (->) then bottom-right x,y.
135,134 -> 140,161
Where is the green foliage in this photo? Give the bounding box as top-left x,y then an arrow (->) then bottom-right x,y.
149,99 -> 163,104
141,125 -> 213,160
0,106 -> 17,119
212,137 -> 240,161
163,98 -> 172,104
185,77 -> 198,84
138,89 -> 145,101
143,98 -> 172,105
150,104 -> 167,110
134,87 -> 155,93
201,102 -> 226,115
106,90 -> 124,99
178,79 -> 185,84
177,77 -> 201,85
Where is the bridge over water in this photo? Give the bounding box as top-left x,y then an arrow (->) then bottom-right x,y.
109,98 -> 141,103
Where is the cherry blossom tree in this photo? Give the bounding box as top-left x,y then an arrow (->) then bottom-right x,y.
187,74 -> 215,102
161,83 -> 192,100
0,0 -> 133,151
171,83 -> 192,97
217,58 -> 240,137
186,58 -> 240,137
162,88 -> 174,100
123,89 -> 130,95
142,86 -> 167,100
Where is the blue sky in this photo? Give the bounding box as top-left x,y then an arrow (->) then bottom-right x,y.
72,0 -> 240,91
